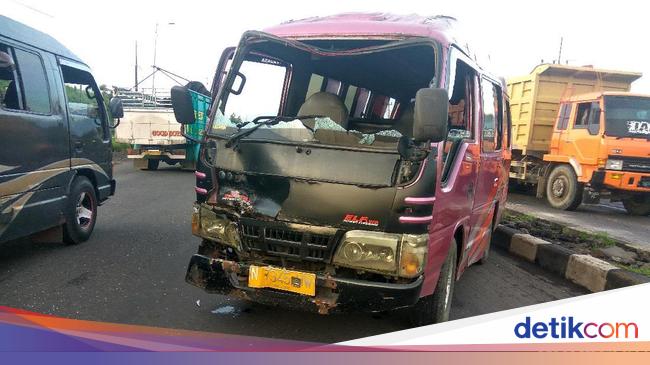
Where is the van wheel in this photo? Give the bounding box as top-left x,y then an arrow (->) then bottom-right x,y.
409,240 -> 457,326
63,177 -> 97,245
622,195 -> 650,216
546,165 -> 583,210
144,159 -> 159,170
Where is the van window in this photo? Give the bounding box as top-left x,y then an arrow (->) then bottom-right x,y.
325,78 -> 342,95
14,49 -> 50,114
369,94 -> 398,119
306,74 -> 324,100
557,103 -> 571,130
61,65 -> 108,139
443,58 -> 477,183
481,79 -> 502,152
0,44 -> 50,114
504,98 -> 512,148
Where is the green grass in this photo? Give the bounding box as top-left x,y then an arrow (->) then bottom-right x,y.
503,211 -> 536,223
618,264 -> 650,277
111,139 -> 130,152
588,232 -> 617,248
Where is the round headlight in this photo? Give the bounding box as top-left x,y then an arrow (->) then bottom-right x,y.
343,242 -> 363,261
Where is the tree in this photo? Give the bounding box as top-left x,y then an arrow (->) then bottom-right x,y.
229,113 -> 242,125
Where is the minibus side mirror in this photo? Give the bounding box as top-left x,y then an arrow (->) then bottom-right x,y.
413,88 -> 449,143
109,97 -> 124,119
171,85 -> 196,124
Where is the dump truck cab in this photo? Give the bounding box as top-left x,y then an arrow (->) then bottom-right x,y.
173,13 -> 510,325
544,92 -> 650,214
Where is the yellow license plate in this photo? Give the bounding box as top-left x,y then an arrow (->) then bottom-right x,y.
145,150 -> 161,156
248,265 -> 316,296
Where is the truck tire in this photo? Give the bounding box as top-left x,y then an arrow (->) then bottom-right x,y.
410,240 -> 457,326
63,176 -> 97,245
546,165 -> 583,211
144,159 -> 159,171
622,195 -> 650,216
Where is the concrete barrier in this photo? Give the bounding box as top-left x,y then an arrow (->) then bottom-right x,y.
493,225 -> 650,292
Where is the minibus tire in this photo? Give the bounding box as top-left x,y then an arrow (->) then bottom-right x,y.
63,176 -> 98,245
545,165 -> 583,211
622,195 -> 650,216
145,159 -> 160,171
410,240 -> 457,326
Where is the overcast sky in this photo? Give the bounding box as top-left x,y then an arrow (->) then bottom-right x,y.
3,0 -> 649,93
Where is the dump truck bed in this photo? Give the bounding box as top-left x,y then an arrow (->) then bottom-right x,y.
507,64 -> 641,155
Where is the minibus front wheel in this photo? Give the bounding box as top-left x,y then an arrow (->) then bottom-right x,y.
409,240 -> 457,326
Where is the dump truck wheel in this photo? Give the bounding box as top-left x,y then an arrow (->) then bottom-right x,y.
144,159 -> 159,171
410,240 -> 457,326
63,176 -> 97,245
546,165 -> 583,211
622,195 -> 650,216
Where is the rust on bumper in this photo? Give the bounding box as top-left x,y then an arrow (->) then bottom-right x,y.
185,254 -> 423,314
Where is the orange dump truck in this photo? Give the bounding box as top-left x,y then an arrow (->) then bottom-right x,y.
508,64 -> 650,215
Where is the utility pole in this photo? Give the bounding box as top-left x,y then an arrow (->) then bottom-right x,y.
151,22 -> 175,99
557,36 -> 564,65
152,22 -> 159,96
134,41 -> 138,91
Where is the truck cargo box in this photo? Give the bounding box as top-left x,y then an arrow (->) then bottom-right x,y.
507,64 -> 641,155
114,109 -> 185,146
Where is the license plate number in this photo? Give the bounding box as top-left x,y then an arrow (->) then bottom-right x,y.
248,265 -> 316,296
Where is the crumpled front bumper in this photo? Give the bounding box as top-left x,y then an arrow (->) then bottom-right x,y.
185,254 -> 423,314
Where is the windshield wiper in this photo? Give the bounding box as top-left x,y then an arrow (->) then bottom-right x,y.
225,115 -> 322,148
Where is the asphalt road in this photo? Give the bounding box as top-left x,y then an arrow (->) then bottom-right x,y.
0,161 -> 587,343
507,191 -> 649,251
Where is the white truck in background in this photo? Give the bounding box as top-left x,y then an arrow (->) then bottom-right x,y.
114,87 -> 194,170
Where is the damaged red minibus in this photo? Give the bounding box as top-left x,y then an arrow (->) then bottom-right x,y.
171,13 -> 511,325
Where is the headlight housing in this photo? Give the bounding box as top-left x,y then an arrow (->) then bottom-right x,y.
333,230 -> 428,278
399,234 -> 428,278
192,204 -> 241,250
333,231 -> 399,274
605,159 -> 623,171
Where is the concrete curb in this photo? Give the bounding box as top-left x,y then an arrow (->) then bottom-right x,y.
494,224 -> 650,292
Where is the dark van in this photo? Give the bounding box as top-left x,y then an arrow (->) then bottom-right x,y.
0,16 -> 123,244
173,13 -> 511,325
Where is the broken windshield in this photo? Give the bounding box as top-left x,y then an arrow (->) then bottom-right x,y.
211,109 -> 403,148
210,35 -> 438,149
